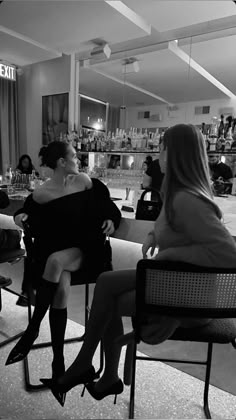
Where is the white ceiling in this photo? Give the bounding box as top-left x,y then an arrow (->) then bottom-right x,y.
1,0 -> 236,106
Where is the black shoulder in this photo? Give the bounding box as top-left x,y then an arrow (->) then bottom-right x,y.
91,178 -> 110,199
0,190 -> 9,209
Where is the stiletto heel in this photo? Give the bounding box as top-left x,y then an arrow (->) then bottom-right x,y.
5,330 -> 39,365
40,366 -> 97,406
85,379 -> 123,402
81,385 -> 86,397
40,378 -> 66,407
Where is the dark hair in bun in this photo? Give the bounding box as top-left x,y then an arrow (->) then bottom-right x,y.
38,141 -> 69,169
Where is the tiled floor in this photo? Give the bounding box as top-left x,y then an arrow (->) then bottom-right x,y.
0,289 -> 236,419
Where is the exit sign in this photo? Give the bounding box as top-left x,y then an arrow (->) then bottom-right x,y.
0,63 -> 16,81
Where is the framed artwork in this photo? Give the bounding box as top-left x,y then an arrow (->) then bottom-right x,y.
42,92 -> 69,145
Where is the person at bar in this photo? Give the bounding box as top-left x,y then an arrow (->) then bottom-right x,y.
42,124 -> 236,406
208,154 -> 233,194
5,141 -> 121,387
208,154 -> 233,181
142,157 -> 164,200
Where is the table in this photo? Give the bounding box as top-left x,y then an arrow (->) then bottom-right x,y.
0,190 -> 29,217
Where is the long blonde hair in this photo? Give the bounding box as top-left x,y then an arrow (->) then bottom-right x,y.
161,124 -> 222,227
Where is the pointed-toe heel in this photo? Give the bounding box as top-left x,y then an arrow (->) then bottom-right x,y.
40,378 -> 66,407
85,379 -> 124,403
5,331 -> 39,366
40,366 -> 97,406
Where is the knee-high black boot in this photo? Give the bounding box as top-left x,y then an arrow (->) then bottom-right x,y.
6,278 -> 58,365
49,307 -> 67,379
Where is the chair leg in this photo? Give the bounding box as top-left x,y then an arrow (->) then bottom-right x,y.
0,288 -> 25,348
129,341 -> 137,419
203,343 -> 213,419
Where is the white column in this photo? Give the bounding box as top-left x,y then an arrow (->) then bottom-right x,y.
69,53 -> 76,131
75,60 -> 80,130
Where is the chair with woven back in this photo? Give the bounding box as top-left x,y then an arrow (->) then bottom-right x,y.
121,259 -> 236,419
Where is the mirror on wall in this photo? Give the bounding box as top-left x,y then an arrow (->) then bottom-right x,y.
42,92 -> 69,145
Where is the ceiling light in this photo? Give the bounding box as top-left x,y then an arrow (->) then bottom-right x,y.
122,57 -> 140,74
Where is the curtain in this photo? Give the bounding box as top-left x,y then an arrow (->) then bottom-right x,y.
107,105 -> 120,134
0,77 -> 19,174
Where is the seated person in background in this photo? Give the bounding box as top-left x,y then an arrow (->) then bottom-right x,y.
15,154 -> 39,176
0,190 -> 22,287
208,154 -> 233,194
208,154 -> 233,181
6,141 -> 121,387
142,157 -> 164,200
43,124 -> 236,406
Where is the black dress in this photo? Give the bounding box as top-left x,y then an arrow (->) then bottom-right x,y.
15,178 -> 121,286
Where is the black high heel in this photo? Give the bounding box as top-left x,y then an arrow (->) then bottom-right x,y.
83,379 -> 124,404
5,330 -> 39,365
40,366 -> 97,407
40,361 -> 66,406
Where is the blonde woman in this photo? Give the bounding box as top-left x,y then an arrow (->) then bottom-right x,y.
43,124 -> 236,405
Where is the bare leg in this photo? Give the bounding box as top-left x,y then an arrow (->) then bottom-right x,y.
59,269 -> 136,387
43,248 -> 83,284
52,270 -> 71,309
95,289 -> 135,392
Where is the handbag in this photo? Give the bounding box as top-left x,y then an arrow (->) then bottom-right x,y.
103,235 -> 113,272
135,188 -> 162,221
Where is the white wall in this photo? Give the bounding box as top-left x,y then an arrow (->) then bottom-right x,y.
125,98 -> 236,130
17,54 -> 70,171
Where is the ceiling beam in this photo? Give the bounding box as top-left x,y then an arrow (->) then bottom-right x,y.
168,40 -> 236,100
78,14 -> 236,64
0,25 -> 62,57
83,65 -> 172,105
105,1 -> 151,35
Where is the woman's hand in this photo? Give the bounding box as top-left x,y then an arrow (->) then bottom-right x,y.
14,213 -> 28,229
142,232 -> 156,259
102,219 -> 115,235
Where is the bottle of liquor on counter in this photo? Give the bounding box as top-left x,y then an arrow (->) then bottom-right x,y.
4,165 -> 12,184
218,114 -> 225,138
216,131 -> 225,152
205,130 -> 210,151
225,127 -> 233,151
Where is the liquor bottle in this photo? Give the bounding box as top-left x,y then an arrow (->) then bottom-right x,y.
225,126 -> 233,151
5,166 -> 12,184
205,130 -> 210,151
218,114 -> 225,138
209,117 -> 218,152
216,131 -> 225,152
225,115 -> 233,138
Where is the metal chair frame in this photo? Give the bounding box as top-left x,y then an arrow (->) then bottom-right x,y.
126,259 -> 236,419
21,226 -> 104,391
0,249 -> 26,348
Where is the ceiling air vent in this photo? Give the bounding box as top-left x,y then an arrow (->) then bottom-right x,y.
195,106 -> 210,115
149,113 -> 162,122
138,111 -> 150,119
